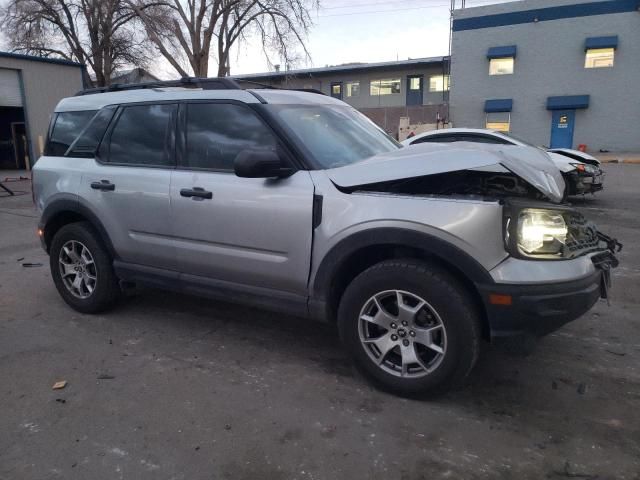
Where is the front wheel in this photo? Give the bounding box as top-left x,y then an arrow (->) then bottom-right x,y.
338,259 -> 481,396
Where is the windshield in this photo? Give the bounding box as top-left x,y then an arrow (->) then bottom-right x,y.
267,104 -> 400,168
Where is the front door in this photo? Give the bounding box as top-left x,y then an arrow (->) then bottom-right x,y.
550,110 -> 575,148
330,82 -> 343,100
406,75 -> 424,106
170,102 -> 314,295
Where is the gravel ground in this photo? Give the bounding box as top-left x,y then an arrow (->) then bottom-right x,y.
1,164 -> 638,479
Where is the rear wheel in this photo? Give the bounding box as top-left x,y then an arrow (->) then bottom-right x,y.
338,259 -> 481,396
49,222 -> 120,313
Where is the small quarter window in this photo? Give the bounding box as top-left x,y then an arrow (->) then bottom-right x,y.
183,103 -> 278,171
489,57 -> 514,75
370,79 -> 401,96
107,104 -> 176,166
585,48 -> 614,68
46,110 -> 97,156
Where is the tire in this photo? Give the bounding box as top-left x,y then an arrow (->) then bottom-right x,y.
338,259 -> 481,397
49,221 -> 120,313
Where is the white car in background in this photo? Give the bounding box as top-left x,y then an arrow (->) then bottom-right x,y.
402,128 -> 604,197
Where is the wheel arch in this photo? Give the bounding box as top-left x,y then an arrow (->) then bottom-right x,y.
311,228 -> 493,338
40,198 -> 116,258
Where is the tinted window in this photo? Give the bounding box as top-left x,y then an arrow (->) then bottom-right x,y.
66,107 -> 116,157
412,135 -> 456,144
183,103 -> 277,171
47,110 -> 97,156
108,104 -> 176,166
461,134 -> 508,144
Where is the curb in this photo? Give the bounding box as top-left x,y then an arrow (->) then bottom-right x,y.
599,158 -> 640,164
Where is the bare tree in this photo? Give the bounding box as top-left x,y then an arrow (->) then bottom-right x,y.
129,0 -> 317,78
0,0 -> 158,86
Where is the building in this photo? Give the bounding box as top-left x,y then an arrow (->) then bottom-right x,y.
0,52 -> 84,170
233,57 -> 451,135
110,67 -> 160,85
449,0 -> 640,152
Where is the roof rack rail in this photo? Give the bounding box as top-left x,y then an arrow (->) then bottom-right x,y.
76,76 -> 242,96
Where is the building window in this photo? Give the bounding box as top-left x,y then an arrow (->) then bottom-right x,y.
489,57 -> 514,75
485,112 -> 511,132
409,77 -> 421,90
370,78 -> 401,96
331,83 -> 342,98
346,81 -> 360,97
585,48 -> 614,68
428,75 -> 450,92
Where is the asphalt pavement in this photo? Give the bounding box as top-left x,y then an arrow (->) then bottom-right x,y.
1,165 -> 638,479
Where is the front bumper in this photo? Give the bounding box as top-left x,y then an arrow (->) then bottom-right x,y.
571,170 -> 605,194
478,251 -> 617,339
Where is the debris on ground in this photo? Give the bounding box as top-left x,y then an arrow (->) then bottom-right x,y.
224,424 -> 231,430
552,461 -> 598,478
97,374 -> 115,380
16,257 -> 24,262
605,349 -> 626,356
22,262 -> 43,268
577,383 -> 587,395
52,380 -> 67,390
55,398 -> 66,404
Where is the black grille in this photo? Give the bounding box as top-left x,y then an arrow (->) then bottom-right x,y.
564,212 -> 600,255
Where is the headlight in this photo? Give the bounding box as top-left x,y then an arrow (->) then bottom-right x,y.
517,209 -> 568,255
570,162 -> 597,174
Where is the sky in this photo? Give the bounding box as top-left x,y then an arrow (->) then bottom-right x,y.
154,0 -> 513,78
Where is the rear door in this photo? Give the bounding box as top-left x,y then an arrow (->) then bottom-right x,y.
78,103 -> 178,270
170,101 -> 314,295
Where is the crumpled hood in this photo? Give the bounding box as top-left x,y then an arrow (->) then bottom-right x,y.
326,142 -> 566,203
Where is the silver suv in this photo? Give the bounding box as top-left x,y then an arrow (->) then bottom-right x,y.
33,79 -> 620,396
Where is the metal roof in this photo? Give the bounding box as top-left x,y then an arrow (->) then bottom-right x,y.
232,56 -> 449,80
0,51 -> 83,68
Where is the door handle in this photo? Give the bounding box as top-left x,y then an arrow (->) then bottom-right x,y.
180,187 -> 212,200
91,180 -> 115,191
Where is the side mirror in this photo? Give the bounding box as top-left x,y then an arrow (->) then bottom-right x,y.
234,149 -> 293,178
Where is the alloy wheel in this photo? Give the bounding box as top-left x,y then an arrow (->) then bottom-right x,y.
58,240 -> 97,299
358,290 -> 447,378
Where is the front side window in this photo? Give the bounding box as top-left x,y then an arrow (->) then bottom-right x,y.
269,104 -> 400,169
486,112 -> 511,132
108,104 -> 176,166
47,110 -> 97,156
489,57 -> 514,75
428,75 -> 450,92
183,103 -> 278,171
370,79 -> 401,96
585,48 -> 614,68
346,81 -> 360,97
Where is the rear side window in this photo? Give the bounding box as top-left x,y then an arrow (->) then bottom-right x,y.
47,110 -> 97,156
106,104 -> 176,166
182,103 -> 277,171
460,134 -> 508,144
66,107 -> 116,158
412,135 -> 456,144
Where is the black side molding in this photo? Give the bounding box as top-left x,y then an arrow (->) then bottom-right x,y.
312,194 -> 323,229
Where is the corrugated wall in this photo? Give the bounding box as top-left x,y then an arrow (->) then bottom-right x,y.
0,56 -> 84,166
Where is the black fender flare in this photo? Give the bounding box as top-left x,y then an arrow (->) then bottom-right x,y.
312,227 -> 494,301
40,196 -> 116,257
